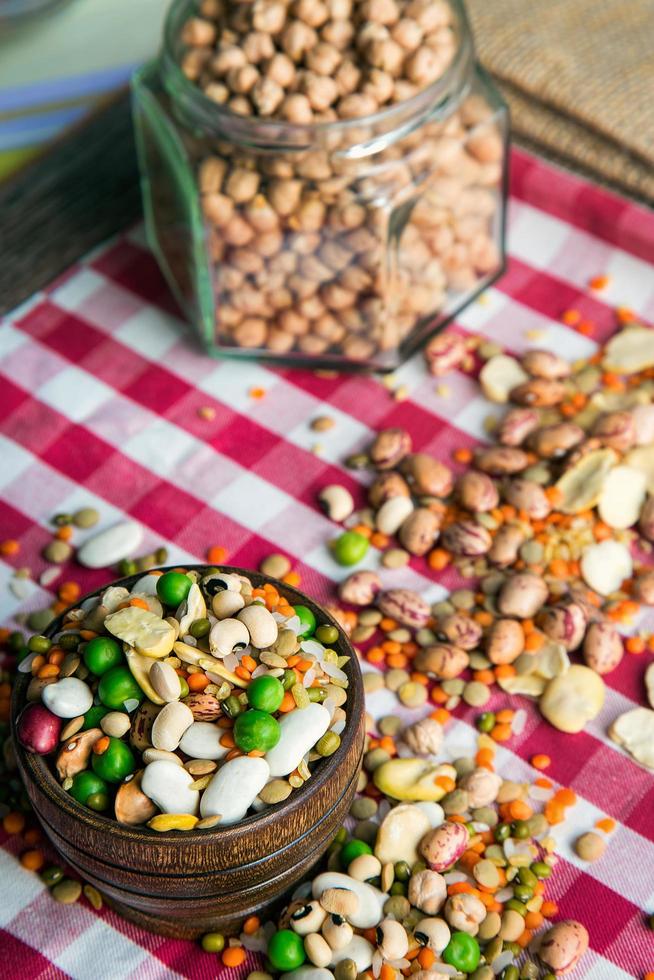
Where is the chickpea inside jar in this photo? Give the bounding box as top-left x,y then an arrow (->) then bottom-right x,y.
132,0 -> 508,370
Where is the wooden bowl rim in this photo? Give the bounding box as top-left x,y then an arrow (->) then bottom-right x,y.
12,564 -> 364,846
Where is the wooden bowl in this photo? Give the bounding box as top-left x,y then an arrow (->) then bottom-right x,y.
12,566 -> 365,938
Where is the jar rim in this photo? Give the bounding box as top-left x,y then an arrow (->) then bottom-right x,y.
160,0 -> 474,143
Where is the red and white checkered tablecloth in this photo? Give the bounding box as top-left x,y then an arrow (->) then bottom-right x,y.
1,148 -> 654,980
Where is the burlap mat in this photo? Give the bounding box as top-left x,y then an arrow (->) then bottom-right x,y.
466,0 -> 654,204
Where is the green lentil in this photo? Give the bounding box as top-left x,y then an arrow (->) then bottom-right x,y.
441,678 -> 465,696
315,624 -> 339,645
384,668 -> 410,692
363,748 -> 390,771
363,673 -> 384,694
501,967 -> 519,980
470,968 -> 494,980
40,866 -> 64,887
52,879 -> 82,905
442,789 -> 469,815
463,681 -> 491,707
453,756 -> 476,777
383,895 -> 410,919
316,732 -> 340,756
411,860 -> 427,874
350,797 -> 377,820
156,548 -> 169,564
27,608 -> 54,632
450,589 -> 475,610
398,681 -> 427,707
73,507 -> 100,528
530,861 -> 552,879
504,942 -> 521,957
525,814 -> 548,838
484,938 -> 503,963
378,715 -> 402,736
519,962 -> 539,980
473,807 -> 498,827
179,677 -> 189,698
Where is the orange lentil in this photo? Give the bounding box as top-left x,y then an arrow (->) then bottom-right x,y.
453,447 -> 473,464
473,611 -> 494,628
278,692 -> 296,713
55,525 -> 73,541
417,948 -> 435,970
93,736 -> 110,755
248,749 -> 265,758
472,670 -> 495,685
37,664 -> 60,679
430,686 -> 448,704
524,911 -> 544,930
378,736 -> 397,756
235,666 -> 251,681
495,709 -> 514,723
58,581 -> 81,603
589,274 -> 609,290
435,775 -> 456,792
241,654 -> 257,673
615,306 -> 635,323
20,850 -> 45,872
129,596 -> 149,610
430,708 -> 450,724
595,817 -> 616,833
494,664 -> 516,679
23,828 -> 41,846
248,387 -> 266,399
427,548 -> 450,571
242,915 -> 260,935
535,777 -> 553,789
382,640 -> 402,655
626,636 -> 645,654
206,545 -> 229,564
30,655 -> 46,674
386,653 -> 408,669
352,524 -> 372,538
491,723 -> 512,742
541,900 -> 559,918
220,732 -> 236,748
548,558 -> 569,578
524,631 -> 545,652
380,965 -> 395,980
531,754 -> 551,770
222,947 -> 247,968
187,672 -> 209,692
544,801 -> 566,825
508,799 -> 533,821
500,504 -> 517,521
561,308 -> 581,325
3,812 -> 25,835
409,672 -> 429,685
448,881 -> 475,895
0,539 -> 20,556
553,787 -> 577,807
47,649 -> 65,666
225,748 -> 243,761
281,571 -> 301,586
370,532 -> 389,549
476,748 -> 495,766
380,617 -> 398,632
367,647 -> 385,665
516,929 -> 533,948
644,974 -> 654,980
577,320 -> 595,337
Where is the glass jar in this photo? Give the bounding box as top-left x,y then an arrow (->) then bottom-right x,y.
132,0 -> 508,371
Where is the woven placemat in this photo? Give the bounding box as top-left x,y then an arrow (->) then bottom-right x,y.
466,0 -> 654,203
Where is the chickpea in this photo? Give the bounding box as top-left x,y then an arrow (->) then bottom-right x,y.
219,305 -> 242,327
228,96 -> 253,115
211,45 -> 247,76
219,266 -> 245,291
230,247 -> 264,275
327,0 -> 351,16
299,334 -> 330,354
334,59 -> 362,97
199,0 -> 223,16
227,64 -> 260,95
181,49 -> 212,81
233,318 -> 268,348
233,285 -> 267,314
279,309 -> 310,336
319,240 -> 351,272
321,283 -> 356,309
300,255 -> 332,282
281,21 -> 318,61
225,168 -> 260,204
405,0 -> 451,32
296,150 -> 332,180
339,265 -> 372,291
364,37 -> 405,75
204,82 -> 229,104
343,335 -> 375,359
301,72 -> 339,111
266,52 -> 296,89
359,0 -> 400,25
391,17 -> 423,50
258,229 -> 284,257
198,157 -> 227,194
223,214 -> 255,246
289,274 -> 320,298
269,287 -> 294,309
314,313 -> 345,342
338,93 -> 379,118
405,47 -> 446,85
393,79 -> 418,102
202,192 -> 234,227
293,0 -> 329,28
269,179 -> 303,215
252,0 -> 287,34
321,19 -> 355,51
467,130 -> 504,164
330,200 -> 366,230
291,197 -> 327,232
269,250 -> 297,275
280,93 -> 314,123
243,32 -> 275,65
267,328 -> 296,352
292,232 -> 321,255
363,68 -> 394,104
305,41 -> 342,76
181,17 -> 217,47
251,76 -> 285,116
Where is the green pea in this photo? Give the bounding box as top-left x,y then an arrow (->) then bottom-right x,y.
331,531 -> 369,566
98,665 -> 143,710
442,932 -> 481,973
87,792 -> 110,812
28,635 -> 51,654
91,737 -> 136,783
179,677 -> 189,698
221,694 -> 243,719
267,929 -> 306,972
518,867 -> 538,889
189,618 -> 211,639
316,732 -> 340,756
530,861 -> 552,879
505,899 -> 527,916
69,770 -> 109,806
82,705 -> 109,730
293,605 -> 317,638
156,571 -> 192,607
513,884 -> 533,903
40,866 -> 64,887
340,839 -> 372,866
315,624 -> 339,645
477,711 -> 496,733
511,820 -> 530,839
233,710 -> 280,753
201,932 -> 225,953
495,822 -> 511,842
83,636 -> 123,676
394,860 -> 411,881
247,675 -> 284,713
